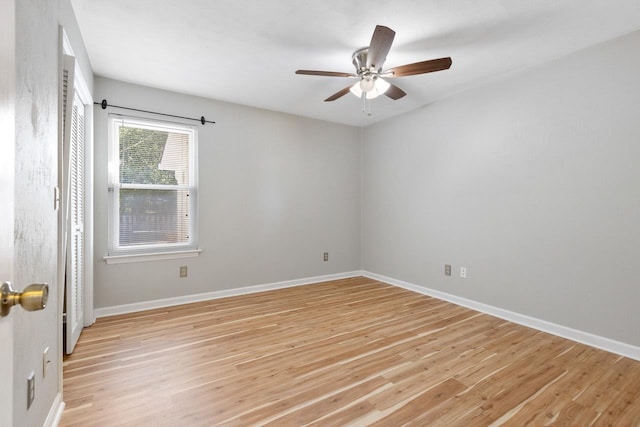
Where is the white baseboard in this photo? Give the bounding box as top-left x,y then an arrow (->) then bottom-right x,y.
44,392 -> 65,427
94,271 -> 363,318
93,269 -> 640,361
363,271 -> 640,362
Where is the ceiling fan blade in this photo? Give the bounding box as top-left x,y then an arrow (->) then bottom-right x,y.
367,25 -> 395,70
385,83 -> 406,100
385,57 -> 452,77
296,70 -> 356,78
324,85 -> 353,102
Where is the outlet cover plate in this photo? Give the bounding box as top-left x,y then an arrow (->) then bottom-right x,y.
27,372 -> 35,409
445,264 -> 451,276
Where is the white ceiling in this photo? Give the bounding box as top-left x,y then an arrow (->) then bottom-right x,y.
71,0 -> 640,127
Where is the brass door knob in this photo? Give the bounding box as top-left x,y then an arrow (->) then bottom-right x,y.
1,282 -> 48,317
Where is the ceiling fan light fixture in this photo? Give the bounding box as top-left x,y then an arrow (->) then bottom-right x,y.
374,77 -> 390,94
350,76 -> 390,100
367,78 -> 392,99
359,78 -> 375,92
350,82 -> 382,99
349,81 -> 363,97
365,88 -> 382,100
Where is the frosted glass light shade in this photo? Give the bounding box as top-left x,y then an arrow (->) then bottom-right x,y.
364,78 -> 391,99
375,78 -> 390,94
360,78 -> 375,92
350,77 -> 391,99
350,82 -> 363,97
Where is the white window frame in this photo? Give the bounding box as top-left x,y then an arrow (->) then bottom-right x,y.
105,115 -> 200,263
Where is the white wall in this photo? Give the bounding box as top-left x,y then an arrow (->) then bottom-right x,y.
60,0 -> 93,92
93,78 -> 362,308
12,0 -> 92,425
363,30 -> 640,348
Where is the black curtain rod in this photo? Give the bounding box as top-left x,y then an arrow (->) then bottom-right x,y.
94,99 -> 215,125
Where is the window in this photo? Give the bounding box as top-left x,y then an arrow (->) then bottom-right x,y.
107,116 -> 198,261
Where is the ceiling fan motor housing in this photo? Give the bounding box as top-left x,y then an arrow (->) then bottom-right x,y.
352,47 -> 382,91
352,47 -> 371,72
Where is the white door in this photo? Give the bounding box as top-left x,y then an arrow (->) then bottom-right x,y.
0,0 -> 16,423
61,50 -> 91,354
65,86 -> 86,353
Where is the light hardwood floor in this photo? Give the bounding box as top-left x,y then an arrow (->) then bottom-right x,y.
61,277 -> 640,426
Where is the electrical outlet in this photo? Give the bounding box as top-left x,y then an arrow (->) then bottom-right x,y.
460,267 -> 467,278
323,252 -> 329,262
27,372 -> 35,409
43,347 -> 50,378
179,266 -> 188,278
445,264 -> 451,276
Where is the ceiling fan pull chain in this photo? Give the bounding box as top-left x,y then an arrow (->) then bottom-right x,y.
361,95 -> 373,116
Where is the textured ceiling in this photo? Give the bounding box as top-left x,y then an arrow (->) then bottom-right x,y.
71,0 -> 640,127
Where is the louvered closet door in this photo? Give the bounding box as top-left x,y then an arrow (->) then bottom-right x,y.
65,88 -> 85,354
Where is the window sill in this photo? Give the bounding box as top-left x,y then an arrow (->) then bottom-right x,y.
103,249 -> 201,264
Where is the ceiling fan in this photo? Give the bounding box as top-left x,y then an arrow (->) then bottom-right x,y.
296,25 -> 452,102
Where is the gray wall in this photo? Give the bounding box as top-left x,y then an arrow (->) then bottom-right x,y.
93,78 -> 362,308
363,30 -> 640,347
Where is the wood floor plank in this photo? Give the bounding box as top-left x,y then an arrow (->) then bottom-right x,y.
368,378 -> 467,426
60,277 -> 640,426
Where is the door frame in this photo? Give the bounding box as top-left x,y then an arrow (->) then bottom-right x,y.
0,0 -> 16,424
